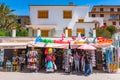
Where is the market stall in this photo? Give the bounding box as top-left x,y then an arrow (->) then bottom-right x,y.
27,36 -> 71,72
71,35 -> 119,73
0,42 -> 28,70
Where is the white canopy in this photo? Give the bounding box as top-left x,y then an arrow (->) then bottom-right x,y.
0,42 -> 27,49
28,42 -> 69,49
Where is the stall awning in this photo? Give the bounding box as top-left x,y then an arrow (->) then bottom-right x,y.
71,44 -> 84,49
26,25 -> 56,30
0,43 -> 27,49
28,42 -> 69,49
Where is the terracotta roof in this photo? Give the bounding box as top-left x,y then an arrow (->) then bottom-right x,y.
93,5 -> 120,7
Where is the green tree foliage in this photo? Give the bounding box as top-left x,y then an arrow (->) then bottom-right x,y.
16,29 -> 28,37
96,28 -> 111,38
106,25 -> 117,36
0,3 -> 17,30
0,4 -> 28,37
5,30 -> 12,36
0,30 -> 5,36
16,24 -> 28,37
0,30 -> 12,36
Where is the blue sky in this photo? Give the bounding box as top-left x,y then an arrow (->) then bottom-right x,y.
0,0 -> 120,16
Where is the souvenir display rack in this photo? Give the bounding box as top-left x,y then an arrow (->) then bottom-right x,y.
27,51 -> 38,72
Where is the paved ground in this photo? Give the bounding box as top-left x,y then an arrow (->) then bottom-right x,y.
0,70 -> 120,80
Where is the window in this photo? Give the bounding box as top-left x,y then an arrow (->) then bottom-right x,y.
100,8 -> 104,12
118,8 -> 120,12
76,28 -> 85,36
95,24 -> 97,28
113,22 -> 116,25
17,19 -> 21,24
92,14 -> 96,17
100,14 -> 104,17
78,19 -> 84,23
104,23 -> 107,26
41,30 -> 49,37
38,10 -> 48,18
63,11 -> 72,19
110,8 -> 114,12
110,15 -> 116,20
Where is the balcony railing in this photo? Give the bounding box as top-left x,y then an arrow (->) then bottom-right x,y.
89,11 -> 120,14
109,19 -> 120,21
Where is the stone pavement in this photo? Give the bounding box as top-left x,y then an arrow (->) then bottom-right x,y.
0,71 -> 120,80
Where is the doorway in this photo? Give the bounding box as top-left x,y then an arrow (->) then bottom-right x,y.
76,28 -> 85,36
41,30 -> 49,37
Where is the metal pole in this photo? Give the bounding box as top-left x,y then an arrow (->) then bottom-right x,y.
118,35 -> 120,72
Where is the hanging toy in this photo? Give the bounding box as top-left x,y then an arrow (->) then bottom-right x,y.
32,58 -> 34,63
48,48 -> 52,54
52,55 -> 56,62
46,55 -> 52,61
44,48 -> 48,55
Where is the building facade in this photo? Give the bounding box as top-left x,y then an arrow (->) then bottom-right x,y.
89,5 -> 120,28
17,16 -> 30,27
27,4 -> 103,37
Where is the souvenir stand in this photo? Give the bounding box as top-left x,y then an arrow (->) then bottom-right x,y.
94,37 -> 119,73
71,33 -> 119,73
27,50 -> 38,72
101,46 -> 119,73
28,36 -> 70,72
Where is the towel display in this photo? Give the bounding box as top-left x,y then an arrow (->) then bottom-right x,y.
104,47 -> 119,73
